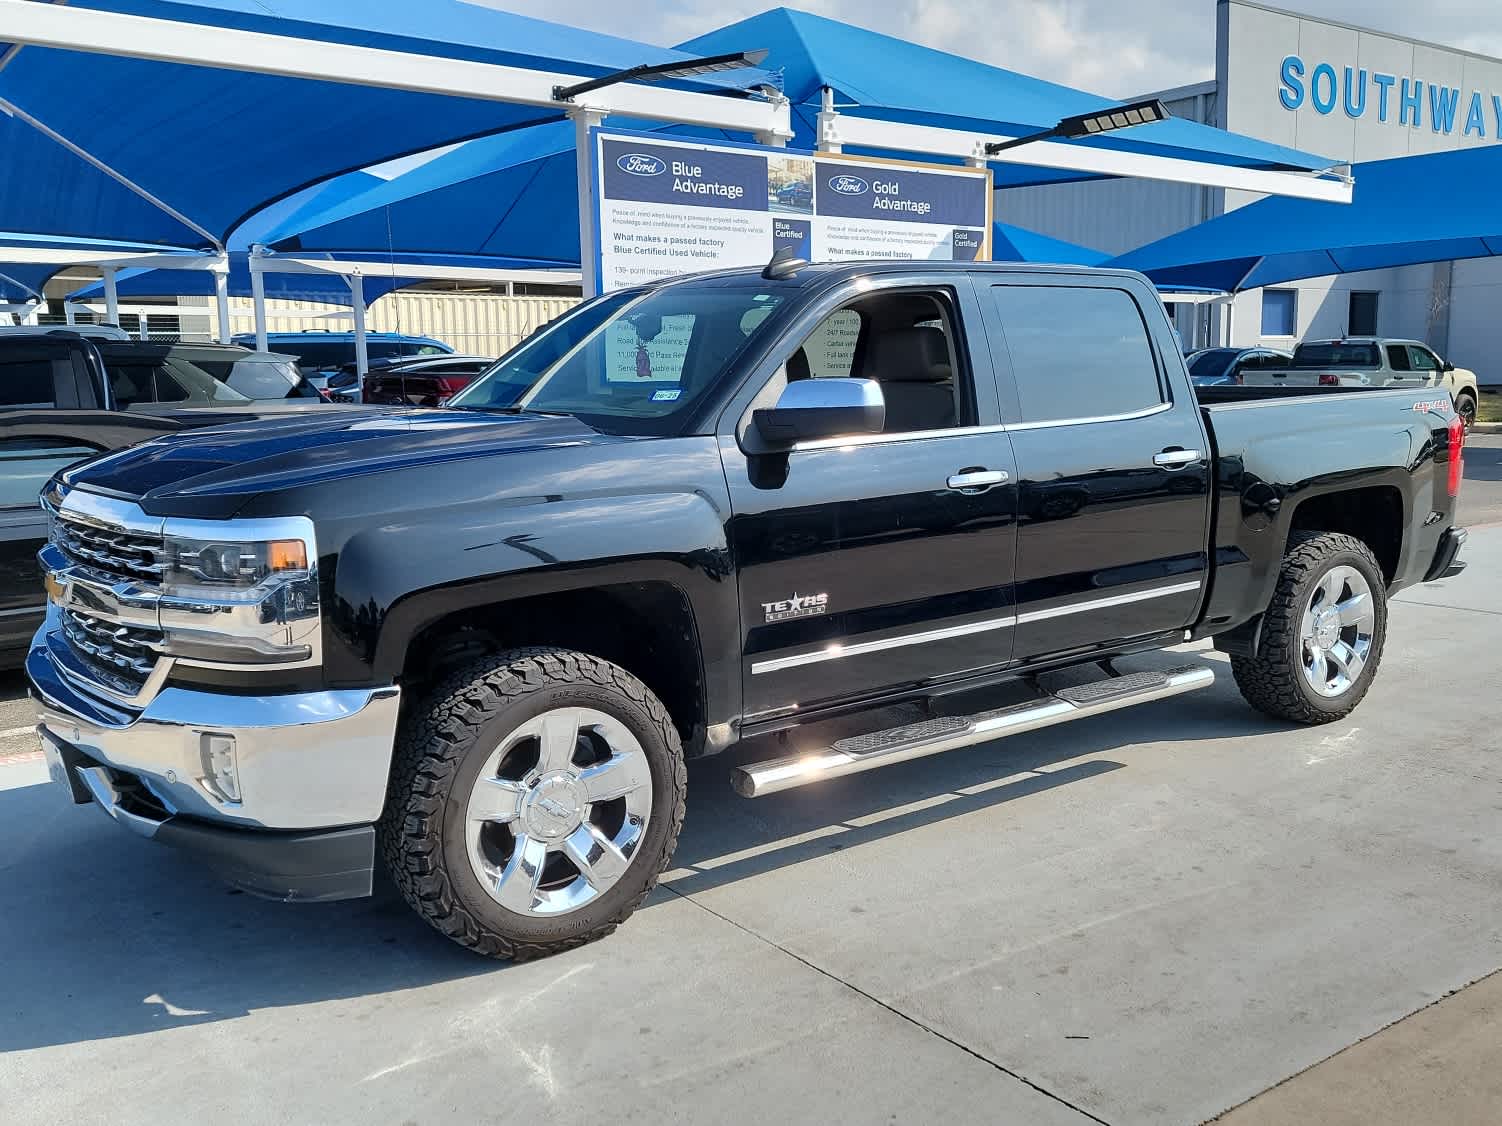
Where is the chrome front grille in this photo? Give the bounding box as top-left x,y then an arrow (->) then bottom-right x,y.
54,512 -> 165,586
60,609 -> 164,696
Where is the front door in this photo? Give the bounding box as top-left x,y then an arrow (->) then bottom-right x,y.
981,276 -> 1212,661
720,280 -> 1019,724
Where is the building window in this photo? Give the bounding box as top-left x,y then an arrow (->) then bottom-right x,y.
1348,291 -> 1379,336
1261,289 -> 1297,337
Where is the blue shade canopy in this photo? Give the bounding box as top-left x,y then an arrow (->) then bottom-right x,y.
993,222 -> 1106,266
265,118 -> 715,260
680,9 -> 1338,189
0,263 -> 54,302
1111,147 -> 1502,291
0,0 -> 774,248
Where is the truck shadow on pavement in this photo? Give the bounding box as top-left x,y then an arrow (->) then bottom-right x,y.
0,653 -> 1282,1052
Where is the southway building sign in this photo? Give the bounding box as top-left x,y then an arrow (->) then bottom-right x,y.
1278,54 -> 1502,138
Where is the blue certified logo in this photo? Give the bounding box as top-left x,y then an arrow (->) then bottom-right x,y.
829,174 -> 869,196
617,153 -> 667,177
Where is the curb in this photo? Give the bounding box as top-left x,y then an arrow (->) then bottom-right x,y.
1473,422 -> 1502,433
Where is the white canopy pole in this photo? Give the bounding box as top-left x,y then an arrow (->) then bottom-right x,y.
816,86 -> 842,154
349,272 -> 369,381
249,251 -> 269,352
570,106 -> 606,300
64,301 -> 77,326
100,265 -> 119,325
212,256 -> 232,344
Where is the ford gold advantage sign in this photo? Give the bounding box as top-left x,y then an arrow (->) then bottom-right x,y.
594,130 -> 993,291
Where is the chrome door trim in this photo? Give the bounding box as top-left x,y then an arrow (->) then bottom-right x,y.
749,579 -> 1203,675
1015,580 -> 1203,625
750,614 -> 1016,675
1004,401 -> 1172,432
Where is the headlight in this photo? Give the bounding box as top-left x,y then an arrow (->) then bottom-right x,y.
157,520 -> 320,666
162,535 -> 309,602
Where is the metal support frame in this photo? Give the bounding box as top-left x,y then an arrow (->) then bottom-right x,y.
811,104 -> 1353,203
348,273 -> 368,379
212,262 -> 231,344
570,106 -> 607,299
249,250 -> 269,353
100,266 -> 119,326
0,0 -> 791,137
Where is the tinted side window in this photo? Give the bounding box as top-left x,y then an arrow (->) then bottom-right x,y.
0,359 -> 59,408
991,286 -> 1162,423
1408,345 -> 1439,371
1386,345 -> 1410,371
799,309 -> 862,379
107,363 -> 158,407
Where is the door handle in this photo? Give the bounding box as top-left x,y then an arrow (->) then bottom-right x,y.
1153,449 -> 1201,469
946,469 -> 1009,492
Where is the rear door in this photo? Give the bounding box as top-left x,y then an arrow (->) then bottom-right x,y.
980,275 -> 1211,661
720,276 -> 1019,723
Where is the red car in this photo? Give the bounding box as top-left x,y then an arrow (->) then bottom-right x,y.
328,354 -> 495,406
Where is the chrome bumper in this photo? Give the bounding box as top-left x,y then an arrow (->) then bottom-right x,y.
28,626 -> 401,831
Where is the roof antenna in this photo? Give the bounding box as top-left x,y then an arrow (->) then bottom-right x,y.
761,245 -> 807,281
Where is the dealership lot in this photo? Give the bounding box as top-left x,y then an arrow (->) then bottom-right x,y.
0,448 -> 1496,1126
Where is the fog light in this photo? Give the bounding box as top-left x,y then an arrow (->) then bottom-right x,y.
200,733 -> 241,803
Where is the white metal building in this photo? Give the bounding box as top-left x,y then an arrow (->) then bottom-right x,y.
1001,0 -> 1502,384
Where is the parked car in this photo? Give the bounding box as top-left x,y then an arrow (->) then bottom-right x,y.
339,354 -> 495,406
30,262 -> 1466,961
95,341 -> 322,403
775,181 -> 813,208
0,333 -> 334,664
1242,337 -> 1480,428
1185,346 -> 1292,386
231,331 -> 454,397
0,323 -> 131,340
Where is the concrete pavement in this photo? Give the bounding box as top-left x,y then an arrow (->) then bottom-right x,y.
1,532 -> 1498,1125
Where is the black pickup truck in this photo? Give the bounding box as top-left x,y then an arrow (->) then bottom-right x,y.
28,262 -> 1466,959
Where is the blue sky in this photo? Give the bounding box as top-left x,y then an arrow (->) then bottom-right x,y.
480,1 -> 1502,99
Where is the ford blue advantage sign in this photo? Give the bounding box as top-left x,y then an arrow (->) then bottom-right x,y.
601,138 -> 769,213
593,129 -> 992,292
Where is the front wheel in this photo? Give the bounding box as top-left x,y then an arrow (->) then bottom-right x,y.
1231,531 -> 1387,724
381,647 -> 686,959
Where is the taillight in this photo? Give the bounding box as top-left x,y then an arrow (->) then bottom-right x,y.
1317,373 -> 1340,386
1447,414 -> 1464,497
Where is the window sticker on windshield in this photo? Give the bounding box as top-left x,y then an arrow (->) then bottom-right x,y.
651,388 -> 682,402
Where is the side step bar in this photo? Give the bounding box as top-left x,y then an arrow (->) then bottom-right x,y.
730,664 -> 1215,798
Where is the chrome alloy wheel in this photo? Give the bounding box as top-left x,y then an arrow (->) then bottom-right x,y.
1300,565 -> 1376,698
465,707 -> 653,917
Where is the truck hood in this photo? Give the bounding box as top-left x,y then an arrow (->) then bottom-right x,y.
63,407 -> 612,515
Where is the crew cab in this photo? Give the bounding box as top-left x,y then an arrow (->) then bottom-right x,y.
28,262 -> 1466,960
0,333 -> 326,664
1242,337 -> 1480,428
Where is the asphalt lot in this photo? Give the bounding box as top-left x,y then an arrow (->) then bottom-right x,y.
1,450 -> 1499,1125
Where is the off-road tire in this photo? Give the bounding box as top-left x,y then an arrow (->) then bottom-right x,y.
380,647 -> 687,959
1455,391 -> 1477,432
1231,531 -> 1387,725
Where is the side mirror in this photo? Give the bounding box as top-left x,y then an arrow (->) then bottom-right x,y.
1443,360 -> 1455,372
753,377 -> 885,444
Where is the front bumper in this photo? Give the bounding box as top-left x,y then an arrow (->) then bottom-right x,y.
28,630 -> 401,900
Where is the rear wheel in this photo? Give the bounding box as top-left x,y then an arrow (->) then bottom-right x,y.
1231,531 -> 1387,724
1455,391 -> 1477,433
381,647 -> 686,959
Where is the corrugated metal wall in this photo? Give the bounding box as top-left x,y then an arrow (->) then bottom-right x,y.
227,293 -> 580,357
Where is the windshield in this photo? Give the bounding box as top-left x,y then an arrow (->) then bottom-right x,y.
1292,343 -> 1381,368
1188,349 -> 1237,377
449,285 -> 787,436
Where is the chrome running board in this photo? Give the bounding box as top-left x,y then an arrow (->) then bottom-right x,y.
730,664 -> 1215,798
